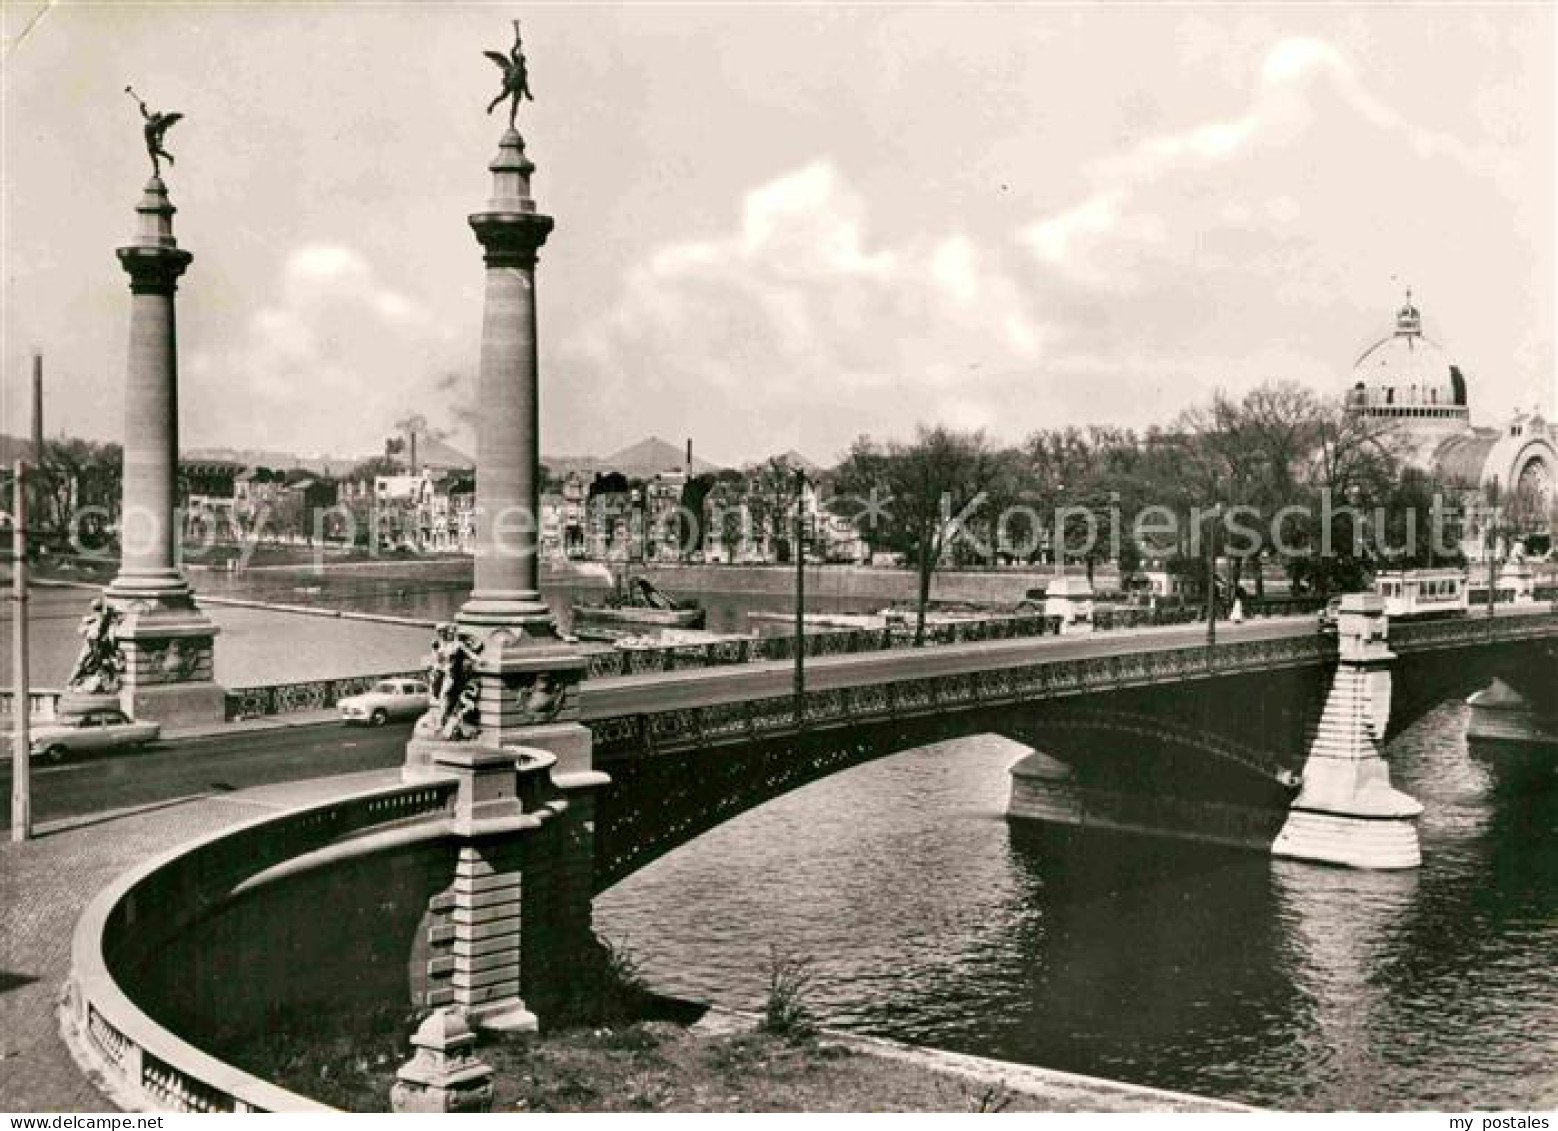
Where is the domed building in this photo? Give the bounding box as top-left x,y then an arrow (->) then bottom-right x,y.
1346,293 -> 1555,557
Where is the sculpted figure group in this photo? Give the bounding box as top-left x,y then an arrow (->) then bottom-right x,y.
68,599 -> 125,695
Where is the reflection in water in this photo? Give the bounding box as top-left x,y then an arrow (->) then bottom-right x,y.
598,703 -> 1558,1109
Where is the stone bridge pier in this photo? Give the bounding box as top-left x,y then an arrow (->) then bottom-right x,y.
1272,593 -> 1422,869
1010,593 -> 1423,869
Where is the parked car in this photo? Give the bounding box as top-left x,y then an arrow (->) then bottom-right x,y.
338,679 -> 430,726
28,709 -> 160,763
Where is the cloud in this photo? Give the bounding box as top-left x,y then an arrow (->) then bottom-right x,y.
558,161 -> 1043,459
556,33 -> 1543,462
1016,36 -> 1513,293
183,245 -> 462,455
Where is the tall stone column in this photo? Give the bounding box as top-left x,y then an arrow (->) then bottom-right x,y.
403,122 -> 607,1033
102,176 -> 224,727
459,129 -> 553,636
1272,593 -> 1422,869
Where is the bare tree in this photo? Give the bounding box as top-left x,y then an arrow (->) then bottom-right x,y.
835,426 -> 1001,645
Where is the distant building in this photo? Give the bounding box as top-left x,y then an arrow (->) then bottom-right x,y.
179,459 -> 242,541
560,473 -> 588,558
644,469 -> 688,561
1345,294 -> 1555,557
371,469 -> 473,553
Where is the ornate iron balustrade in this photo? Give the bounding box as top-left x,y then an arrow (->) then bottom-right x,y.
580,616 -> 1055,679
1390,609 -> 1558,653
224,671 -> 425,720
587,632 -> 1332,759
578,600 -> 1343,681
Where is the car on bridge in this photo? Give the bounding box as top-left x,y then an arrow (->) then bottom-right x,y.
28,709 -> 160,764
338,679 -> 430,727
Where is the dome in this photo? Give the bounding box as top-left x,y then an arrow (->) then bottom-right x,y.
1348,292 -> 1469,420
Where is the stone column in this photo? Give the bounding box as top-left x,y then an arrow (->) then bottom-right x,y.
1272,593 -> 1422,869
460,129 -> 554,636
103,177 -> 223,727
403,125 -> 608,1034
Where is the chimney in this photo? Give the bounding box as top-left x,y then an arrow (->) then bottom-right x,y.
30,352 -> 43,462
685,437 -> 692,477
410,430 -> 419,475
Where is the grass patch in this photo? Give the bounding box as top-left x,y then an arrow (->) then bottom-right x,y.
760,947 -> 818,1041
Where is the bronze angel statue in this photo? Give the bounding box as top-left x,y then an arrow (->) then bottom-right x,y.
484,20 -> 534,129
126,87 -> 183,177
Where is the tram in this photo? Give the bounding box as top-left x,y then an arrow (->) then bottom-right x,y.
1372,568 -> 1470,620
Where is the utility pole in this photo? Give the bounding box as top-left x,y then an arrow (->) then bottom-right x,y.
30,353 -> 44,528
794,468 -> 807,729
1205,501 -> 1220,648
1485,493 -> 1499,619
11,460 -> 32,842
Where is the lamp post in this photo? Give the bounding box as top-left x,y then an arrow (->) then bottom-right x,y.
11,460 -> 32,842
793,467 -> 807,729
1485,486 -> 1500,618
1205,500 -> 1222,647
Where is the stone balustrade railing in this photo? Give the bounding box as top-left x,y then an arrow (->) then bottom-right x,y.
0,688 -> 61,723
65,777 -> 459,1113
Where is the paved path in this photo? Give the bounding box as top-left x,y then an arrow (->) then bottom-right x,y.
0,771 -> 395,1113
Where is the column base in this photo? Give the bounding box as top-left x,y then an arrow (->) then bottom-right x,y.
104,594 -> 224,727
105,569 -> 197,605
1271,807 -> 1422,870
457,591 -> 556,637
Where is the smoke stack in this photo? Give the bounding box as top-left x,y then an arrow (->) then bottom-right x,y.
410,430 -> 418,475
686,437 -> 692,476
30,353 -> 43,462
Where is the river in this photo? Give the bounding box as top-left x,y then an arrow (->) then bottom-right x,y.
596,699 -> 1558,1110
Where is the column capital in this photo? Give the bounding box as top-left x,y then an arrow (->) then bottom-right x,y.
116,245 -> 193,294
468,211 -> 554,269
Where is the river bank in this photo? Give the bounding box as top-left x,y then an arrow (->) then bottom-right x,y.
225,1004 -> 1243,1113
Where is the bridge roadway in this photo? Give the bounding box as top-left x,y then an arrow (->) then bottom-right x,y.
577,604 -> 1557,722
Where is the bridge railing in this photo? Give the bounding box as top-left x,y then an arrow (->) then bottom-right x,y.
1389,608 -> 1558,651
582,614 -> 1060,679
223,671 -> 425,721
581,599 -> 1328,680
584,631 -> 1336,761
67,776 -> 458,1113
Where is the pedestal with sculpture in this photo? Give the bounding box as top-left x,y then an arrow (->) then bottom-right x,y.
101,92 -> 224,727
403,23 -> 609,1033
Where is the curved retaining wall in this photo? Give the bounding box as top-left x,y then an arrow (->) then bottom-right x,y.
63,778 -> 459,1113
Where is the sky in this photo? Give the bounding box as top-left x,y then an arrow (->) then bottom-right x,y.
1,2 -> 1553,468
